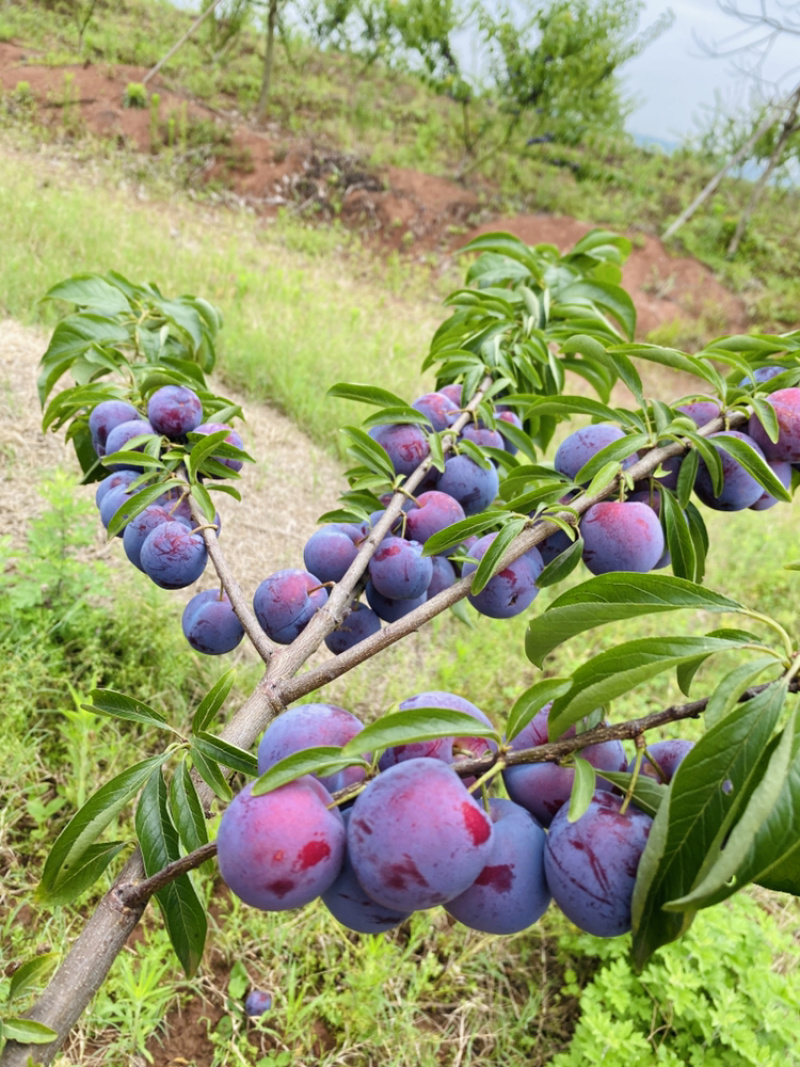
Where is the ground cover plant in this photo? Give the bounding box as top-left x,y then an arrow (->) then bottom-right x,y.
2,227 -> 800,1065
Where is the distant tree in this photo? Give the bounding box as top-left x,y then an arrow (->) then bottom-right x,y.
671,0 -> 800,254
453,0 -> 671,177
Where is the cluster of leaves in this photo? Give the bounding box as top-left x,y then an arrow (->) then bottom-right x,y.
38,271 -> 251,533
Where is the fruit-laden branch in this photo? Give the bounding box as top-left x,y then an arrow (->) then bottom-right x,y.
110,672 -> 799,911
0,401 -> 748,1067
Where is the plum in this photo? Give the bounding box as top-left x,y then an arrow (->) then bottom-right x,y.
303,523 -> 364,583
89,400 -> 139,456
748,387 -> 800,463
94,469 -> 139,508
750,459 -> 792,511
243,990 -> 272,1017
369,423 -> 430,476
438,384 -> 463,406
365,582 -> 427,623
368,536 -> 432,600
676,400 -> 720,428
694,430 -> 767,511
147,385 -> 204,437
426,555 -> 456,599
544,791 -> 652,937
404,491 -> 465,549
554,423 -> 634,482
580,500 -> 664,574
253,569 -> 328,644
257,702 -> 366,794
379,690 -> 497,777
461,532 -> 543,619
99,484 -> 135,536
104,418 -> 155,471
445,798 -> 551,934
123,504 -> 190,570
216,777 -> 346,911
139,521 -> 208,589
411,392 -> 460,431
628,738 -> 695,783
324,602 -> 382,655
436,454 -> 499,516
322,809 -> 412,933
181,588 -> 245,655
347,758 -> 494,912
502,705 -> 627,827
462,424 -> 504,450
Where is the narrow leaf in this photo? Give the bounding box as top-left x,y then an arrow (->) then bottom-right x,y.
341,709 -> 500,758
252,747 -> 370,796
525,574 -> 742,668
505,678 -> 573,741
192,669 -> 236,734
567,757 -> 596,822
192,733 -> 258,775
87,689 -> 176,733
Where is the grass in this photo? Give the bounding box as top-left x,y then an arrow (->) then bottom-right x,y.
0,137 -> 442,452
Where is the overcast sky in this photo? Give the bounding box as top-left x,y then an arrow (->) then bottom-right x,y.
623,0 -> 800,141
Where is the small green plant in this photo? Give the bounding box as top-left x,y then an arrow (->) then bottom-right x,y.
123,82 -> 148,109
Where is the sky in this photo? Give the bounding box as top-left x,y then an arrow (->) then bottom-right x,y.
623,0 -> 800,142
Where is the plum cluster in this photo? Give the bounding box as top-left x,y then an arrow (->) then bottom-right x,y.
545,392 -> 799,576
252,387 -> 542,652
89,387 -> 246,656
216,695 -> 692,938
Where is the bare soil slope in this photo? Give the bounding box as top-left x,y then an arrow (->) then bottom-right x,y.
0,40 -> 748,339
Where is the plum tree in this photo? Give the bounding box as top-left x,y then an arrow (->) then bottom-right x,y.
9,236 -> 800,1066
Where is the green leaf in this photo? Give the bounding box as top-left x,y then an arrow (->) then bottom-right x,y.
192,733 -> 258,776
45,273 -> 129,313
660,490 -> 695,582
631,681 -> 787,969
675,448 -> 699,510
251,747 -> 370,796
189,744 -> 231,802
749,396 -> 780,443
567,757 -> 596,822
525,574 -> 742,667
328,383 -> 411,408
666,705 -> 798,911
535,536 -> 583,588
135,767 -> 207,977
7,954 -> 59,1003
595,771 -> 667,818
508,394 -> 617,421
505,678 -> 573,741
340,426 -> 396,482
713,432 -> 792,502
575,433 -> 649,485
169,760 -> 208,857
704,656 -> 780,728
87,689 -> 178,733
192,669 -> 236,734
39,841 -> 128,907
422,510 -> 506,557
341,709 -> 501,758
470,519 -> 527,595
1,1017 -> 58,1043
548,636 -> 750,738
39,753 -> 169,903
